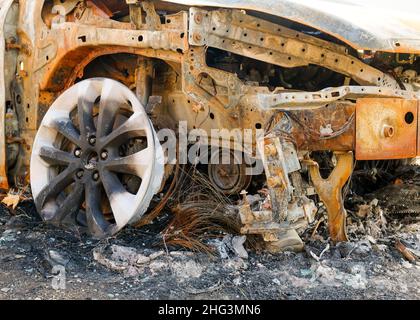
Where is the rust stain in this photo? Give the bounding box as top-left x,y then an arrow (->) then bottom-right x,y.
356,98 -> 418,160
418,100 -> 420,156
290,102 -> 355,152
0,164 -> 9,191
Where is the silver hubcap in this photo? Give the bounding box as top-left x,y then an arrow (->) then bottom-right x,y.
30,78 -> 164,238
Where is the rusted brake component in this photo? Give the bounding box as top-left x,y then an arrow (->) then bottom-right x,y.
208,148 -> 252,195
304,152 -> 354,242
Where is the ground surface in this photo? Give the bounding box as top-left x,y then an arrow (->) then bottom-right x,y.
0,194 -> 419,300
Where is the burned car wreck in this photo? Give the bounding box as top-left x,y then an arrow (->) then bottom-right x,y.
0,0 -> 419,253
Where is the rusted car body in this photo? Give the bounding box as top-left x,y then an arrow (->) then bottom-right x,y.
0,0 -> 419,250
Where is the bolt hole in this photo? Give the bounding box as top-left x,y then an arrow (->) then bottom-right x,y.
255,123 -> 262,129
138,35 -> 143,42
210,112 -> 215,120
405,112 -> 414,124
385,126 -> 394,137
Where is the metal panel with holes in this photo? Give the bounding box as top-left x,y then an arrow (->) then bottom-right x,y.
356,98 -> 418,160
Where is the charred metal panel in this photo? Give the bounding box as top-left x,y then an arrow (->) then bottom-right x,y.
356,98 -> 418,160
289,102 -> 355,152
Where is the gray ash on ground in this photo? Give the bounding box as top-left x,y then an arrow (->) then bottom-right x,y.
0,194 -> 419,300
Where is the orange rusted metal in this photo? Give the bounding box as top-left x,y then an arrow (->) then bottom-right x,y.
169,0 -> 420,54
418,101 -> 420,156
58,47 -> 182,92
306,152 -> 353,242
290,102 -> 355,152
356,98 -> 418,160
0,165 -> 9,190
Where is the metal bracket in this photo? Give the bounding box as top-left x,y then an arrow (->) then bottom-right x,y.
127,0 -> 161,30
141,1 -> 162,30
255,85 -> 418,110
5,37 -> 30,55
305,152 -> 353,242
188,8 -> 399,89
